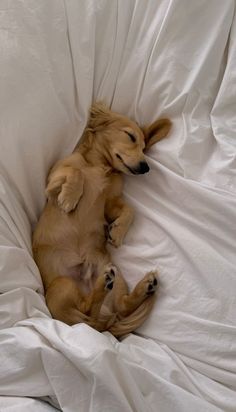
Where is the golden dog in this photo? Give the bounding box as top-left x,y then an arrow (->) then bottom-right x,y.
32,103 -> 171,337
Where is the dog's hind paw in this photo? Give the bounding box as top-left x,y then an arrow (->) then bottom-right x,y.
104,264 -> 117,291
145,271 -> 159,295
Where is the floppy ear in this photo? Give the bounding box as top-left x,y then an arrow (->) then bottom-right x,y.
88,102 -> 113,130
142,118 -> 172,151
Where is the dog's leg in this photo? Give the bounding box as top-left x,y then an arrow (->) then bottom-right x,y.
45,265 -> 116,325
88,264 -> 117,318
57,168 -> 84,213
105,197 -> 134,247
45,276 -> 90,325
113,271 -> 159,317
46,167 -> 84,213
70,264 -> 116,317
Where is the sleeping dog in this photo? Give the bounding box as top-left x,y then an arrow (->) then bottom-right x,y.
33,103 -> 171,337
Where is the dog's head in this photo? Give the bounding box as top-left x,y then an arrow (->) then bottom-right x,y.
87,102 -> 172,175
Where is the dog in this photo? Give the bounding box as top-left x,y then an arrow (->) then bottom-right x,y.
32,103 -> 171,337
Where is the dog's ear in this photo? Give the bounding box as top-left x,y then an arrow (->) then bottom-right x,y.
88,102 -> 113,130
142,118 -> 172,151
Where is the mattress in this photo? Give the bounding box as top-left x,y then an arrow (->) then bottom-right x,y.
0,1 -> 236,411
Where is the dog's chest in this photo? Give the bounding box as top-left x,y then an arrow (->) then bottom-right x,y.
72,172 -> 110,227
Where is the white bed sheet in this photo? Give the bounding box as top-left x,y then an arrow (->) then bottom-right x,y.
0,1 -> 236,411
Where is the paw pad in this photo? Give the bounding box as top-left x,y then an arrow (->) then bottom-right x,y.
104,265 -> 117,291
146,272 -> 159,295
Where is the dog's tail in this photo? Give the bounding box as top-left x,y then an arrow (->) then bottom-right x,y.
106,294 -> 156,338
62,295 -> 156,337
47,294 -> 156,338
57,307 -> 115,332
45,276 -> 156,337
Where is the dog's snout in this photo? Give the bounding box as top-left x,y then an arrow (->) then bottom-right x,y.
138,161 -> 150,174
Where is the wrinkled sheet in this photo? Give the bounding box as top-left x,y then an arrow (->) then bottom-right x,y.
0,1 -> 236,411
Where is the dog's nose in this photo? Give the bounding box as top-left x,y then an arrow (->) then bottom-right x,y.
138,161 -> 150,174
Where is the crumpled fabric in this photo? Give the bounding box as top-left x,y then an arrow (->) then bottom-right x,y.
0,1 -> 236,411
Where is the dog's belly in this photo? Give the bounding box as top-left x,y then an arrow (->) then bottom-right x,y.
66,262 -> 98,294
59,214 -> 109,293
33,180 -> 110,290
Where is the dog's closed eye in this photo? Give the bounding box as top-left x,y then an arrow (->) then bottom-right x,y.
125,131 -> 136,143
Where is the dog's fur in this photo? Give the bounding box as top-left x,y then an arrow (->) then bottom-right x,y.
32,103 -> 171,337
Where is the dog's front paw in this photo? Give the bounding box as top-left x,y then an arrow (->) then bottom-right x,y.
57,189 -> 81,213
108,222 -> 126,248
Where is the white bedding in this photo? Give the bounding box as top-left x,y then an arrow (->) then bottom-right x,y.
0,1 -> 236,411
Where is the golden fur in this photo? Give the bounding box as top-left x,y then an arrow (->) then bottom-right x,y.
32,103 -> 171,337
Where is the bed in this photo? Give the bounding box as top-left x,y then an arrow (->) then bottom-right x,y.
0,1 -> 236,411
